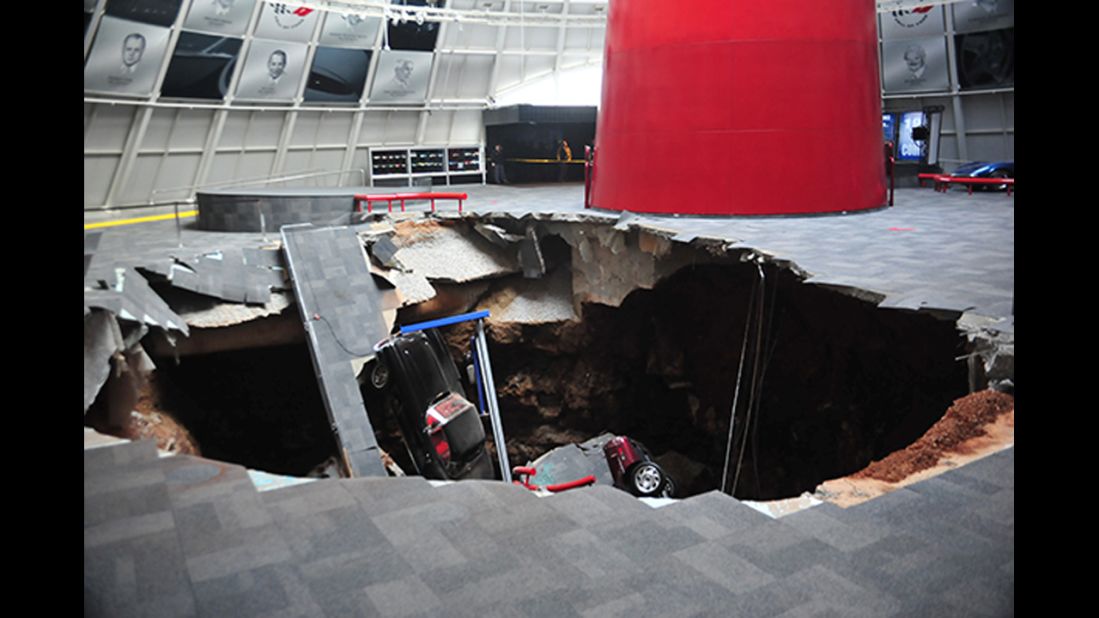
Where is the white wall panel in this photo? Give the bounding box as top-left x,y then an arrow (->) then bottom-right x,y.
967,133 -> 1011,162
505,26 -> 558,50
422,110 -> 454,144
962,94 -> 1005,132
1004,93 -> 1013,129
84,156 -> 118,207
85,105 -> 136,152
291,112 -> 322,147
243,112 -> 286,149
358,111 -> 390,145
120,155 -> 163,203
433,54 -> 493,99
316,112 -> 355,146
152,154 -> 202,201
380,111 -> 419,144
449,110 -> 482,143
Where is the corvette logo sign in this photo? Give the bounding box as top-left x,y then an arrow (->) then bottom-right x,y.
271,3 -> 314,29
891,5 -> 933,29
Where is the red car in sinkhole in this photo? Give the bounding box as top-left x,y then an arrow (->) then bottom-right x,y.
603,436 -> 676,498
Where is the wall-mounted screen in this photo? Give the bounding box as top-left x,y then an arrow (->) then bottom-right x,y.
305,47 -> 371,103
162,31 -> 242,99
953,0 -> 1014,34
898,111 -> 927,162
956,28 -> 1014,90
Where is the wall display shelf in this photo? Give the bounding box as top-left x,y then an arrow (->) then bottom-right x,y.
368,145 -> 485,186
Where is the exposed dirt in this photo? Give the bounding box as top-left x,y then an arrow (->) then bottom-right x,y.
851,390 -> 1014,483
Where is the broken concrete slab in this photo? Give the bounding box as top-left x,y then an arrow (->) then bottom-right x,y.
390,220 -> 520,283
473,223 -> 523,248
84,310 -> 125,413
519,226 -> 546,279
367,235 -> 402,269
482,267 -> 577,325
85,267 -> 189,336
371,268 -> 437,307
142,247 -> 284,305
166,291 -> 294,328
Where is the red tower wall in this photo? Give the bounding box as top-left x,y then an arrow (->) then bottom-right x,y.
591,0 -> 886,215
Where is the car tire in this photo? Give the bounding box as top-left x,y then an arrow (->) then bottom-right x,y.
628,462 -> 667,498
370,360 -> 389,390
990,169 -> 1011,192
660,476 -> 676,499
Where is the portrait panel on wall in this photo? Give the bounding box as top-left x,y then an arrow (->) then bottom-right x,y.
319,11 -> 382,48
387,0 -> 446,51
254,2 -> 320,43
304,47 -> 371,103
85,16 -> 172,96
234,39 -> 308,101
882,37 -> 950,94
956,28 -> 1014,90
879,5 -> 944,40
104,0 -> 183,27
161,32 -> 242,100
183,0 -> 257,37
953,0 -> 1014,34
369,50 -> 432,103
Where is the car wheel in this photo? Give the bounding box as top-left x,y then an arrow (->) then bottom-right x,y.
989,169 -> 1011,192
628,462 -> 667,498
370,360 -> 389,390
660,476 -> 676,499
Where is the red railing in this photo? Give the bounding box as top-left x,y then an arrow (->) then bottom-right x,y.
354,192 -> 469,214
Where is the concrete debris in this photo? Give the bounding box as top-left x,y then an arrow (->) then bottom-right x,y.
372,268 -> 437,307
85,231 -> 102,277
85,267 -> 189,336
142,247 -> 284,305
391,220 -> 519,283
172,291 -> 294,328
483,267 -> 577,325
84,310 -> 125,413
519,226 -> 546,279
473,223 -> 522,248
367,235 -> 402,269
557,225 -> 716,308
401,281 -> 490,323
527,433 -> 617,488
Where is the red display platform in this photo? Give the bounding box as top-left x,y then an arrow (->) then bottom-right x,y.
590,0 -> 886,215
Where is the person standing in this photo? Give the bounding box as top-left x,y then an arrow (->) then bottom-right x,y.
556,139 -> 572,182
490,144 -> 508,185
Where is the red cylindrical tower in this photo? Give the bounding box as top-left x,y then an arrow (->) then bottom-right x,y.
591,0 -> 886,215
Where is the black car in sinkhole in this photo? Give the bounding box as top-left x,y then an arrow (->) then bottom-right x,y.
361,329 -> 495,481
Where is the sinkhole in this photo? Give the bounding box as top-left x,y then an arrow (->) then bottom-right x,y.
89,218 -> 977,501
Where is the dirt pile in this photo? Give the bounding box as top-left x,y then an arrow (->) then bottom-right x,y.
853,390 -> 1014,483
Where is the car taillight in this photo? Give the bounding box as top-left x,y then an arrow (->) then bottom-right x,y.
425,414 -> 451,463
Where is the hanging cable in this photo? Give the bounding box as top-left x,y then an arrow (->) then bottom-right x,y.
720,266 -> 759,495
731,261 -> 767,497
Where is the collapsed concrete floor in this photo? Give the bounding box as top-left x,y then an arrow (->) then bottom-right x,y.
86,210 -> 1010,501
